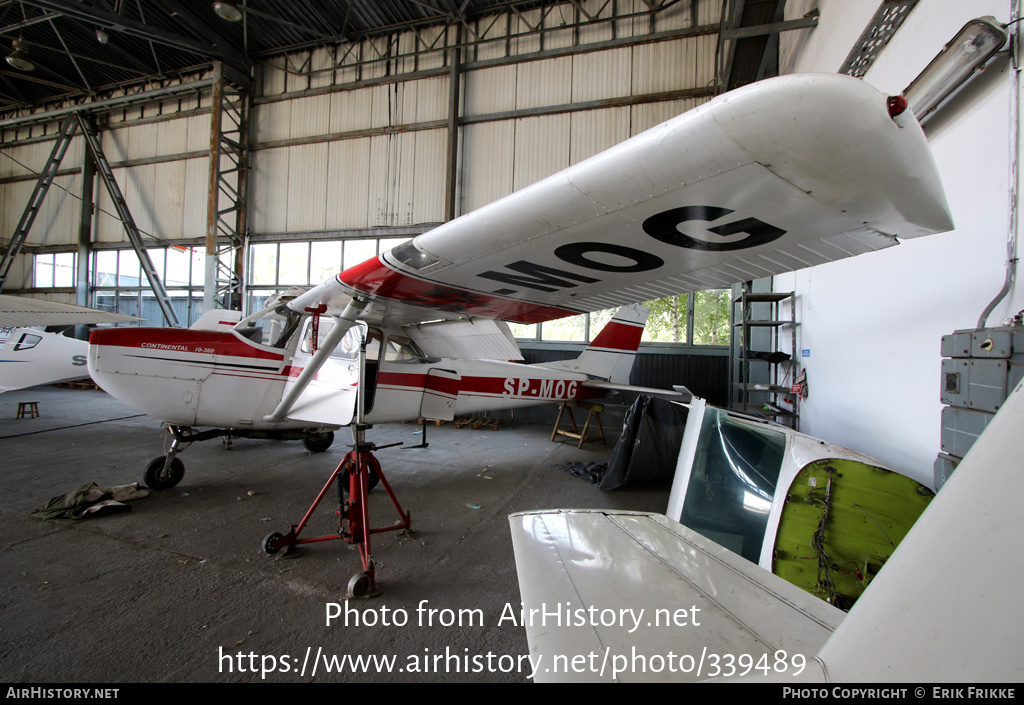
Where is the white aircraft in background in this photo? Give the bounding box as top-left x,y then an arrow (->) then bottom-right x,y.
86,74 -> 953,495
91,301 -> 654,488
509,379 -> 1024,682
0,295 -> 138,393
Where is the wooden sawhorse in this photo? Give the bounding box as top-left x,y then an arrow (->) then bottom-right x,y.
551,400 -> 605,448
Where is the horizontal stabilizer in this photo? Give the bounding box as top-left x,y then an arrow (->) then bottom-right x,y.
511,381 -> 1024,682
582,380 -> 692,402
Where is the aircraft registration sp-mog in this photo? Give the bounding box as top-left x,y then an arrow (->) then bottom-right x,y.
87,73 -> 954,493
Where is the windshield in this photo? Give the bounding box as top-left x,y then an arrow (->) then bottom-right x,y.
678,407 -> 787,563
233,305 -> 302,348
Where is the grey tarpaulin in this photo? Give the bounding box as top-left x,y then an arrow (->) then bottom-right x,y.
560,395 -> 689,490
31,483 -> 150,520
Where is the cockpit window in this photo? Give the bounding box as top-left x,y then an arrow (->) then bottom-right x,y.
14,333 -> 42,351
234,305 -> 302,348
389,240 -> 441,270
384,335 -> 425,362
678,407 -> 786,563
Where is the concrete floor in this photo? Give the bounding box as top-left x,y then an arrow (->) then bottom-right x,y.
0,386 -> 672,683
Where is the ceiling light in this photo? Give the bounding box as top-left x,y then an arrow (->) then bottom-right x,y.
212,2 -> 243,22
96,28 -> 109,44
6,39 -> 34,71
903,16 -> 1008,123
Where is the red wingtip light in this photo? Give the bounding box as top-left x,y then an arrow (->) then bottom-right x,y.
887,95 -> 909,119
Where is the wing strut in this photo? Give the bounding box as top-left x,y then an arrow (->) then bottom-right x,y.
263,298 -> 367,422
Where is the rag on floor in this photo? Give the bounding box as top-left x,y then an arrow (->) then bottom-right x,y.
31,482 -> 150,520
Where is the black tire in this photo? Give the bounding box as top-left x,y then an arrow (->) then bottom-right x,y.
302,431 -> 334,453
144,456 -> 185,490
262,532 -> 285,555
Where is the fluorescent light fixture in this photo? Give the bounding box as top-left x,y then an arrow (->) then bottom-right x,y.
6,39 -> 34,71
212,2 -> 243,22
904,16 -> 1008,122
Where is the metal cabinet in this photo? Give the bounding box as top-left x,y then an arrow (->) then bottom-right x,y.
936,325 -> 1024,489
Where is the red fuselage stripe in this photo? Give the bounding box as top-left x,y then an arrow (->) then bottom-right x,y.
89,328 -> 286,362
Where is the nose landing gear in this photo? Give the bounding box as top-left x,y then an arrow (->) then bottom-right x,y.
143,427 -> 188,490
142,425 -> 337,490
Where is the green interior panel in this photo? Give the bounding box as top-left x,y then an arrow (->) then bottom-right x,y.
772,458 -> 933,610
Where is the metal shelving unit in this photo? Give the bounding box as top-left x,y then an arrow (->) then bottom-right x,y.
730,289 -> 799,428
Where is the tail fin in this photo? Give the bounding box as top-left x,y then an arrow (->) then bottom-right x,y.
537,304 -> 648,383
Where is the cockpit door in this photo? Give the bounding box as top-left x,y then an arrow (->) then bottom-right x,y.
421,368 -> 461,421
284,318 -> 362,426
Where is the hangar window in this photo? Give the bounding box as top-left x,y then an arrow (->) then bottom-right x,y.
642,291 -> 731,347
508,290 -> 731,347
32,252 -> 76,288
246,237 -> 411,314
91,246 -> 205,327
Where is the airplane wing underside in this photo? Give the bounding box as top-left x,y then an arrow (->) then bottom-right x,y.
0,295 -> 141,328
293,74 -> 953,327
508,509 -> 843,683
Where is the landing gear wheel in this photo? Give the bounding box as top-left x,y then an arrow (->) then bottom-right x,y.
303,431 -> 335,453
347,571 -> 372,598
262,532 -> 285,555
144,456 -> 185,490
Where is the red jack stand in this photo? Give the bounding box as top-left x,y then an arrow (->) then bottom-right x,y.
262,426 -> 411,597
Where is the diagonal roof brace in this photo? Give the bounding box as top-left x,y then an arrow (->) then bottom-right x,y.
720,11 -> 819,41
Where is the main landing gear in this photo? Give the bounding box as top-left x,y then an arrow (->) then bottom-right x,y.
261,425 -> 411,598
142,424 -> 337,490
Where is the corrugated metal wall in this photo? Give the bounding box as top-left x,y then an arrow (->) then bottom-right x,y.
250,0 -> 722,231
1,0 -> 721,261
0,2 -> 727,395
0,93 -> 211,280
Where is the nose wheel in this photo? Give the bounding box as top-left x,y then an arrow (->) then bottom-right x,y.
144,428 -> 187,489
144,455 -> 185,490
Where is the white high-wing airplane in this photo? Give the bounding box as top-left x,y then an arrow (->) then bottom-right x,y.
0,295 -> 139,393
87,73 -> 954,496
508,380 -> 1024,682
